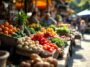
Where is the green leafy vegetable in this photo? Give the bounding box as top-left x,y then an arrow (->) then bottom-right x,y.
51,37 -> 66,47
56,27 -> 71,36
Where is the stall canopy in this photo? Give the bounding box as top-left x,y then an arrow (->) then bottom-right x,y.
77,9 -> 90,16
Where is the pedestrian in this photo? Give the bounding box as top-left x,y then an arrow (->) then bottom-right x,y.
71,19 -> 77,29
80,20 -> 86,38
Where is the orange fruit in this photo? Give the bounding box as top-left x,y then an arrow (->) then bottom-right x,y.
4,22 -> 9,27
8,25 -> 13,29
0,28 -> 2,32
0,25 -> 4,28
4,31 -> 8,35
4,27 -> 9,31
8,29 -> 13,34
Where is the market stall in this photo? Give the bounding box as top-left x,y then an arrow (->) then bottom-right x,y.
0,0 -> 81,67
0,19 -> 76,67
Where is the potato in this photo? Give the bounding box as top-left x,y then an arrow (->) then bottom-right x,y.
20,61 -> 26,67
24,62 -> 31,67
33,61 -> 44,67
50,64 -> 54,67
30,53 -> 41,60
20,61 -> 31,67
42,58 -> 47,62
34,57 -> 43,63
51,59 -> 58,67
47,57 -> 58,67
29,60 -> 34,64
43,62 -> 50,67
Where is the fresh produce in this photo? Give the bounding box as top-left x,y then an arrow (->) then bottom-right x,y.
29,23 -> 40,28
45,57 -> 58,67
20,61 -> 31,67
41,27 -> 59,38
29,23 -> 41,32
17,36 -> 43,52
33,61 -> 44,67
49,25 -> 57,30
15,11 -> 28,26
41,22 -> 48,27
46,28 -> 58,37
30,53 -> 43,62
20,53 -> 58,67
12,30 -> 26,38
32,32 -> 58,53
57,23 -> 70,28
50,37 -> 66,47
57,27 -> 71,36
28,27 -> 36,34
0,22 -> 18,36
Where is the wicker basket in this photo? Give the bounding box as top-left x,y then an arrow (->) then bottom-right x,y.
16,46 -> 53,58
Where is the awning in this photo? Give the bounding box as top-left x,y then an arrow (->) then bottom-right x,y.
77,9 -> 90,16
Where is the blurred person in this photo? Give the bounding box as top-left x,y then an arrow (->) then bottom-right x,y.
41,13 -> 57,26
80,20 -> 86,38
76,16 -> 82,31
71,19 -> 77,29
0,0 -> 8,20
28,10 -> 40,25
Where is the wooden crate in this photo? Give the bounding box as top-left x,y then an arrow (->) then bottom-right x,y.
0,34 -> 18,46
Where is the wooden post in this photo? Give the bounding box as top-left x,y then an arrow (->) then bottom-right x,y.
24,0 -> 28,13
46,0 -> 49,12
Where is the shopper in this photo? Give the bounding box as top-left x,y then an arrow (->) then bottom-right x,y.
28,10 -> 40,25
80,20 -> 86,38
75,16 -> 82,31
41,13 -> 57,26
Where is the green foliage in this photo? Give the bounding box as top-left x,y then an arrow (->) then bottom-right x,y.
15,11 -> 28,25
28,27 -> 36,34
12,30 -> 26,38
57,27 -> 70,34
70,0 -> 90,12
49,25 -> 57,31
51,37 -> 66,47
41,22 -> 48,27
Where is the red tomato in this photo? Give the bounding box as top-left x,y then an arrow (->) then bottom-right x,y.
48,48 -> 54,52
43,46 -> 48,50
50,44 -> 58,49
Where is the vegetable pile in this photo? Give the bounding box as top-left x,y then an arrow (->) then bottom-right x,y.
17,36 -> 44,53
32,32 -> 58,53
20,53 -> 58,67
50,37 -> 66,48
0,22 -> 18,36
56,27 -> 71,36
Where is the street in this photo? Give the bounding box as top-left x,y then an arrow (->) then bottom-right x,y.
69,34 -> 90,67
